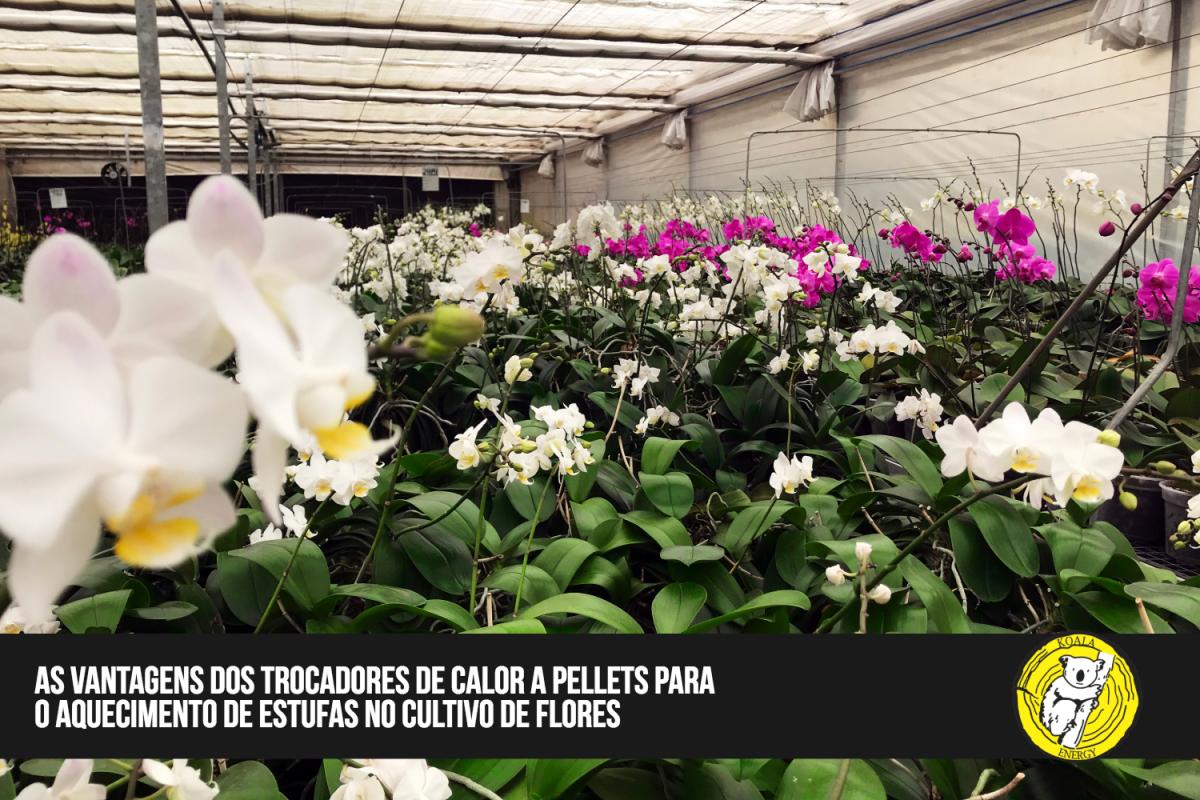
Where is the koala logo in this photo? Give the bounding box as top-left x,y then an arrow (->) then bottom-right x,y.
1016,636 -> 1138,760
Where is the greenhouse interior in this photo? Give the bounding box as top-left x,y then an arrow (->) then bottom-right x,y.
4,0 -> 1200,798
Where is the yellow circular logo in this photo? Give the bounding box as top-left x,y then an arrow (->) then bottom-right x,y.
1016,635 -> 1138,760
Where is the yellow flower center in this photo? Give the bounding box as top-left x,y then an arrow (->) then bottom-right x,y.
315,421 -> 373,459
1072,476 -> 1104,504
106,487 -> 204,568
1011,448 -> 1039,473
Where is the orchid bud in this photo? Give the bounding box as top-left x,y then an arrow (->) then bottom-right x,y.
963,201 -> 976,212
518,440 -> 538,453
1177,520 -> 1193,534
585,421 -> 595,429
1122,268 -> 1134,278
1174,539 -> 1188,550
520,357 -> 535,368
1096,430 -> 1121,448
1131,203 -> 1144,215
1155,460 -> 1178,475
1098,221 -> 1116,237
428,304 -> 486,347
599,367 -> 611,375
410,333 -> 456,360
854,541 -> 873,564
1119,492 -> 1138,511
825,565 -> 847,586
868,584 -> 892,604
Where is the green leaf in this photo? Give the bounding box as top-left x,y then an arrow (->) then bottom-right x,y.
527,759 -> 608,800
642,437 -> 693,475
716,500 -> 792,558
484,565 -> 561,608
314,584 -> 425,615
1070,591 -> 1171,633
714,334 -> 759,385
777,760 -> 885,800
1109,760 -> 1200,798
56,589 -> 131,634
968,495 -> 1039,578
684,763 -> 764,800
622,510 -> 690,548
228,538 -> 331,611
947,519 -> 1012,602
406,491 -> 502,554
461,619 -> 546,634
1040,522 -> 1115,577
589,767 -> 667,800
652,582 -> 707,633
684,590 -> 810,633
213,761 -> 287,800
571,497 -> 620,546
860,435 -> 943,500
399,529 -> 473,595
660,545 -> 726,565
533,539 -> 599,591
506,477 -> 556,523
126,601 -> 199,622
518,593 -> 642,633
1125,582 -> 1200,627
899,556 -> 972,633
435,759 -> 525,792
405,599 -> 480,632
640,471 -> 694,518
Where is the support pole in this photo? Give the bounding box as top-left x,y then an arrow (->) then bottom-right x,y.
134,0 -> 168,232
213,0 -> 231,175
244,58 -> 257,204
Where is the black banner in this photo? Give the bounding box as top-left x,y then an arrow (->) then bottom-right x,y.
0,634 -> 1192,758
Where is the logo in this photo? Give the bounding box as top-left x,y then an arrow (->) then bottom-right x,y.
1016,635 -> 1138,760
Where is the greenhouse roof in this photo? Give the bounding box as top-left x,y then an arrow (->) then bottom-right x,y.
0,0 -> 963,167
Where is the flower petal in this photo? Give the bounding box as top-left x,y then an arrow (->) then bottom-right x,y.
143,220 -> 213,292
125,357 -> 248,481
0,296 -> 34,397
282,284 -> 367,371
111,274 -> 232,367
186,176 -> 265,265
8,502 -> 100,620
23,234 -> 119,334
260,214 -> 348,286
51,759 -> 94,792
252,423 -> 290,524
140,760 -> 178,788
0,390 -> 102,547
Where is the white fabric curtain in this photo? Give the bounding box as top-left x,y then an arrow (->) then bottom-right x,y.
660,111 -> 688,150
1084,0 -> 1172,50
583,138 -> 606,167
537,153 -> 556,179
782,61 -> 836,122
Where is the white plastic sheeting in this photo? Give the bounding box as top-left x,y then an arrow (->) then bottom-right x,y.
782,61 -> 835,123
0,0 -> 931,171
660,111 -> 688,150
1084,0 -> 1172,50
582,139 -> 606,168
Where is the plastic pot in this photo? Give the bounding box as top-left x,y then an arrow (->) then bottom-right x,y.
1161,481 -> 1200,564
1092,474 -> 1164,545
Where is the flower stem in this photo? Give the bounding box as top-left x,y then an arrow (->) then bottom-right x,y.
513,478 -> 555,614
816,475 -> 1033,633
254,499 -> 327,634
443,770 -> 504,800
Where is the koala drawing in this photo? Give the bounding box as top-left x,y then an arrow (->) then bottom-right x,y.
1039,655 -> 1107,743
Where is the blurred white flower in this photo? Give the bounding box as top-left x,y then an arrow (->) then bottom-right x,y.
894,389 -> 943,439
767,349 -> 790,375
14,759 -> 105,800
825,565 -> 847,586
504,356 -> 532,384
868,584 -> 892,604
854,540 -> 873,564
346,760 -> 451,800
0,603 -> 60,634
0,313 -> 246,617
141,759 -> 219,800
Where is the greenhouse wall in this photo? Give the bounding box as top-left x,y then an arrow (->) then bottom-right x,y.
520,0 -> 1199,270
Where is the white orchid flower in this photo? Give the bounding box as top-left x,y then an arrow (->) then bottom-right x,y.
1,603 -> 61,634
0,235 -> 226,400
349,760 -> 452,800
767,349 -> 790,375
449,420 -> 487,470
977,403 -> 1063,475
769,452 -> 813,498
934,416 -> 1006,482
0,313 -> 247,617
504,355 -> 533,384
141,759 -> 220,800
14,759 -> 105,800
210,260 -> 391,521
331,770 -> 386,800
1049,422 -> 1124,506
145,175 -> 348,326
